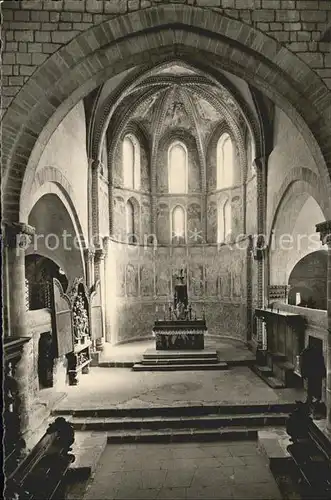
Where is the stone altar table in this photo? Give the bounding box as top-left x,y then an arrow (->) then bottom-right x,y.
153,319 -> 207,350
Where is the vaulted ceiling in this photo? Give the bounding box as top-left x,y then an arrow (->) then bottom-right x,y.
85,60 -> 275,162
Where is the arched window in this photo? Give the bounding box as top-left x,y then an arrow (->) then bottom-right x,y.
217,133 -> 234,189
126,200 -> 135,242
122,134 -> 140,189
217,199 -> 232,243
172,205 -> 186,243
168,142 -> 188,194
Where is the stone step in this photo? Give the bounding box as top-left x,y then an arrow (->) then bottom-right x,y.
132,361 -> 228,371
143,349 -> 217,359
98,361 -> 135,368
255,365 -> 273,376
251,365 -> 285,389
68,412 -> 288,432
106,427 -> 259,443
140,356 -> 219,365
266,376 -> 286,389
53,402 -> 296,419
68,431 -> 107,480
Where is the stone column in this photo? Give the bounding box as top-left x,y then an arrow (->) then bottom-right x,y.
84,247 -> 95,288
253,157 -> 268,350
94,246 -> 106,351
91,159 -> 102,247
3,222 -> 35,434
316,220 -> 331,433
102,236 -> 112,344
2,221 -> 35,337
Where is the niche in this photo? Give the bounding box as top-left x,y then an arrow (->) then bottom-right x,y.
38,331 -> 54,389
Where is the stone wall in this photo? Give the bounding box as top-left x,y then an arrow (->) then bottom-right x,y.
32,101 -> 89,240
2,0 -> 331,112
267,107 -> 322,236
26,308 -> 53,398
108,239 -> 250,342
99,175 -> 110,237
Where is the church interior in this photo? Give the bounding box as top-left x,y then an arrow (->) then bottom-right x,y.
2,1 -> 331,499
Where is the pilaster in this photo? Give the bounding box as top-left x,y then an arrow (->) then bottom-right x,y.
84,247 -> 95,288
91,159 -> 102,247
253,156 -> 268,349
316,220 -> 331,434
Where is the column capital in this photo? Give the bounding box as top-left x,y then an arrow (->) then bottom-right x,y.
253,155 -> 269,172
94,248 -> 105,262
316,220 -> 331,246
252,234 -> 267,261
101,236 -> 111,256
2,221 -> 35,248
90,159 -> 103,174
84,246 -> 95,262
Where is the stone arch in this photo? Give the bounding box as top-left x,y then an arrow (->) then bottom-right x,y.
171,203 -> 187,244
2,5 -> 331,222
23,166 -> 87,248
27,182 -> 86,258
107,86 -> 159,188
269,167 -> 331,245
125,195 -> 141,244
109,119 -> 151,192
207,121 -> 245,191
158,129 -> 198,194
26,190 -> 86,287
269,175 -> 327,286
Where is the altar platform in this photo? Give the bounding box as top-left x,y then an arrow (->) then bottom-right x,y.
132,346 -> 228,371
98,337 -> 256,368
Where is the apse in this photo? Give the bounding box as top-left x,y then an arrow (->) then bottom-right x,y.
100,61 -> 257,344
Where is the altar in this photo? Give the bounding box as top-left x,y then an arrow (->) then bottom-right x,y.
152,270 -> 207,350
153,319 -> 207,350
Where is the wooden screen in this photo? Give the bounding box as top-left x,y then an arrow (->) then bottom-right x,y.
90,280 -> 103,340
51,278 -> 74,357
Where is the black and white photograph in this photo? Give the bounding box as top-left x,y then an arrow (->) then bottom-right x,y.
2,1 -> 331,499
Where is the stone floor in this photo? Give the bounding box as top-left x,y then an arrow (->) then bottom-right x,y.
56,365 -> 304,411
84,440 -> 282,500
100,337 -> 255,364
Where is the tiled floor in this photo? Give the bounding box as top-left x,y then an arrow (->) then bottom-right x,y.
84,441 -> 282,500
56,365 -> 304,411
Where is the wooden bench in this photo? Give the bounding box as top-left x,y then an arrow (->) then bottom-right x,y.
5,417 -> 75,500
286,403 -> 331,499
287,440 -> 331,499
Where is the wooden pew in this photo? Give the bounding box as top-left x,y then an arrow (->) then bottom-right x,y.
5,417 -> 75,500
286,402 -> 331,500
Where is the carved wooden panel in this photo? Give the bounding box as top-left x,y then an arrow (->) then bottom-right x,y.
51,278 -> 73,357
90,280 -> 103,340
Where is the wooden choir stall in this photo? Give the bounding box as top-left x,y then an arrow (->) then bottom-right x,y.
51,277 -> 103,385
255,306 -> 305,387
